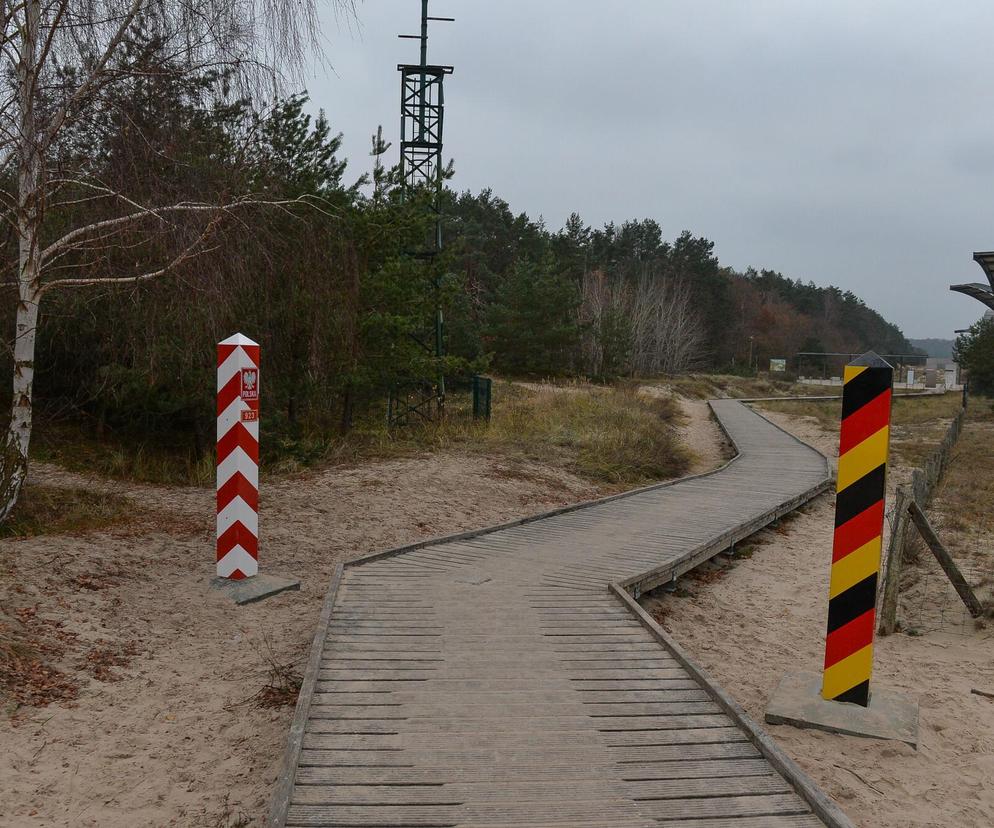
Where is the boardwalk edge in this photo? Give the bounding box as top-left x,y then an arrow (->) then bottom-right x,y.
268,563 -> 344,828
610,583 -> 857,828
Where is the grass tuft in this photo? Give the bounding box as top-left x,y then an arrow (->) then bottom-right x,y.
33,422 -> 215,487
0,484 -> 134,539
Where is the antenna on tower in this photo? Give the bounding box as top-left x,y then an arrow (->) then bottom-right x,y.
389,1 -> 454,425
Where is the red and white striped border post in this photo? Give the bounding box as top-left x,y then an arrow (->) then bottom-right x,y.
217,333 -> 260,580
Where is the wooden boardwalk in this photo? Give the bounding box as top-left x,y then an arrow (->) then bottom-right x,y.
270,400 -> 853,828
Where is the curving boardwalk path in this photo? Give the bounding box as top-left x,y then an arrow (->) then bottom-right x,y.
270,400 -> 851,828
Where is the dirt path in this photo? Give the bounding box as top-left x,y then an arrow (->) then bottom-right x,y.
646,403 -> 994,828
1,454 -> 602,827
640,386 -> 732,474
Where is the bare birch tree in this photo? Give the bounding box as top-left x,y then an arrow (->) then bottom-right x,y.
578,268 -> 613,376
579,267 -> 706,377
627,272 -> 706,375
0,0 -> 355,519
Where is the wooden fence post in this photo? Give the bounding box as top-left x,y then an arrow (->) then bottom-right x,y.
878,485 -> 909,636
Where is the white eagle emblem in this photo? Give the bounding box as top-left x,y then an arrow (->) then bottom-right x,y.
240,368 -> 259,399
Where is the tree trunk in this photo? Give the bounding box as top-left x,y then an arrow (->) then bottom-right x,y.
339,382 -> 354,434
0,0 -> 43,522
2,284 -> 41,520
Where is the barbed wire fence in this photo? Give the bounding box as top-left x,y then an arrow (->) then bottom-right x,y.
877,406 -> 994,635
901,548 -> 994,636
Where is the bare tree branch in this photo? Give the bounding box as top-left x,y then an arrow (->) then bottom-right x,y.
40,187 -> 332,262
39,211 -> 222,292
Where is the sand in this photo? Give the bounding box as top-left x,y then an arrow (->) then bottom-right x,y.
645,403 -> 994,828
639,386 -> 733,475
0,455 -> 601,827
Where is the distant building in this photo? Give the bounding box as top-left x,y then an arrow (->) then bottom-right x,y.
924,357 -> 960,388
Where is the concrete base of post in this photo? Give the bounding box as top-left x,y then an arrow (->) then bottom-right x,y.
209,573 -> 301,605
765,671 -> 919,748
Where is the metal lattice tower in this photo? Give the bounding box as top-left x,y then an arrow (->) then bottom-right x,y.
389,1 -> 453,425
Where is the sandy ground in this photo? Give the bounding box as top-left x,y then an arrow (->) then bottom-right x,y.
640,387 -> 732,474
0,455 -> 601,827
671,397 -> 731,474
644,403 -> 994,828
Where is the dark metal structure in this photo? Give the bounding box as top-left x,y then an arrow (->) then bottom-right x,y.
949,251 -> 994,313
471,375 -> 492,421
389,0 -> 453,425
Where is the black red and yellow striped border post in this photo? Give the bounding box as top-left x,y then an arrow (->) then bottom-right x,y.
822,352 -> 893,707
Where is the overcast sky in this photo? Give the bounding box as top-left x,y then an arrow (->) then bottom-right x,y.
306,1 -> 994,339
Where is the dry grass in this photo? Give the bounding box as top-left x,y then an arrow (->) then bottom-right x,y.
754,399 -> 838,430
32,382 -> 690,490
891,391 -> 963,425
0,484 -> 135,539
375,382 -> 692,487
262,381 -> 691,488
648,373 -> 821,400
250,635 -> 303,710
757,391 -> 964,452
33,422 -> 215,487
930,402 -> 994,553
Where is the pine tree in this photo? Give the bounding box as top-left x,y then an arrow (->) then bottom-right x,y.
955,317 -> 994,394
486,257 -> 581,376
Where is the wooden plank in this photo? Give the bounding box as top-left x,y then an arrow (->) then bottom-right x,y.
624,773 -> 791,800
660,817 -> 825,828
298,741 -> 761,766
298,728 -> 748,752
293,758 -> 774,786
307,700 -> 723,718
284,800 -> 656,826
636,792 -> 811,820
291,780 -> 635,806
305,713 -> 733,733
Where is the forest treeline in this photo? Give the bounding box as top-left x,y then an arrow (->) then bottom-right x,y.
2,73 -> 917,458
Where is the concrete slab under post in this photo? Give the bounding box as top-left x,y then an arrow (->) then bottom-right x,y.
210,574 -> 301,605
765,671 -> 919,748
